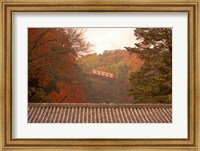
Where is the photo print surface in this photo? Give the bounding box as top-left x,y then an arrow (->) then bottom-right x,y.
28,28 -> 172,123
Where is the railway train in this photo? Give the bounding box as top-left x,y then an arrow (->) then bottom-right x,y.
92,69 -> 114,78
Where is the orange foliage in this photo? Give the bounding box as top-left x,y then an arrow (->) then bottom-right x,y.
28,28 -> 89,103
129,55 -> 144,74
106,50 -> 130,63
28,28 -> 73,86
47,82 -> 86,103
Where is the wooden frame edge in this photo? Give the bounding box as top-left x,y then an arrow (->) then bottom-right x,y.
0,0 -> 199,150
0,0 -> 4,150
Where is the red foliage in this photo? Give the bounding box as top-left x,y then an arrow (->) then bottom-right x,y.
28,28 -> 89,103
129,55 -> 144,74
47,82 -> 87,103
105,51 -> 130,63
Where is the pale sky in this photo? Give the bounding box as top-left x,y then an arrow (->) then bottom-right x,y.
84,28 -> 138,54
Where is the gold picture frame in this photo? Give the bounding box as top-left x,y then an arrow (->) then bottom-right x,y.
0,0 -> 199,150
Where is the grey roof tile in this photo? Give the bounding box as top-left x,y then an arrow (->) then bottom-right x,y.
28,103 -> 172,123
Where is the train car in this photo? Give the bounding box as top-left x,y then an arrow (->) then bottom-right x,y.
92,69 -> 114,78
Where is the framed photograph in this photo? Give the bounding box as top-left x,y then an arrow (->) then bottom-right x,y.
0,0 -> 199,150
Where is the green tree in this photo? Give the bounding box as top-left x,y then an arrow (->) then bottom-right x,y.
125,28 -> 172,104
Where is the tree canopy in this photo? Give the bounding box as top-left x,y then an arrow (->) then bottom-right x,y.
28,28 -> 91,103
77,49 -> 143,103
28,28 -> 172,104
125,28 -> 172,103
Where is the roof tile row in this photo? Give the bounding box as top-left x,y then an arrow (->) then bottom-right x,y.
28,103 -> 172,123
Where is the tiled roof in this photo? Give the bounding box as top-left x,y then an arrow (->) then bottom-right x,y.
28,103 -> 172,123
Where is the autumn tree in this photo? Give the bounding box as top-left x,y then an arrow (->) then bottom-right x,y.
28,28 -> 91,103
125,28 -> 172,104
